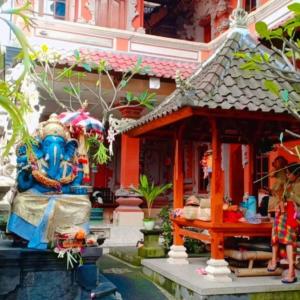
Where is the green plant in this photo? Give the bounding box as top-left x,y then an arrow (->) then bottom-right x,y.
28,45 -> 156,164
158,207 -> 208,254
158,207 -> 173,251
122,91 -> 156,109
0,1 -> 35,154
236,3 -> 300,122
131,175 -> 172,219
184,237 -> 206,255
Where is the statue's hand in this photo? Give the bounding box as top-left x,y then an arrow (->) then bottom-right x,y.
17,165 -> 34,191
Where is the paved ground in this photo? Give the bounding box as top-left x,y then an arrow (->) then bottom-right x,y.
97,254 -> 172,300
142,257 -> 300,296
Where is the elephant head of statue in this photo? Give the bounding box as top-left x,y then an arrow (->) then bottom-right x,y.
17,114 -> 85,194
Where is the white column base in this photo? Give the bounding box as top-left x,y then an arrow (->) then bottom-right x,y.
113,211 -> 144,227
205,259 -> 232,282
167,245 -> 189,265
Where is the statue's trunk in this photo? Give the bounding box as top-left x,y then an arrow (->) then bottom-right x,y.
47,143 -> 62,180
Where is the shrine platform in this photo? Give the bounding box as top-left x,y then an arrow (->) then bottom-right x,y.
0,240 -> 117,300
142,257 -> 300,300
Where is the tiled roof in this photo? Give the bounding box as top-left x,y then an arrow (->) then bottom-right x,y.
124,30 -> 300,131
63,49 -> 199,79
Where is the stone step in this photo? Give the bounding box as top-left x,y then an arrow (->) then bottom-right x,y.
76,264 -> 117,299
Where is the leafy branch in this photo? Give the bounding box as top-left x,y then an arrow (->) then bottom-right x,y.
0,1 -> 35,154
236,3 -> 300,124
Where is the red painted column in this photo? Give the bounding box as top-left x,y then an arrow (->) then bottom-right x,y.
210,118 -> 224,260
120,134 -> 140,188
173,126 -> 184,210
173,124 -> 185,246
244,144 -> 254,195
210,118 -> 223,225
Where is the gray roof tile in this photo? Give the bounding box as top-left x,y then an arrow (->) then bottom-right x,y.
124,30 -> 300,132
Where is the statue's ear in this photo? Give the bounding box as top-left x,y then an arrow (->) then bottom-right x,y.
32,139 -> 43,159
64,139 -> 78,161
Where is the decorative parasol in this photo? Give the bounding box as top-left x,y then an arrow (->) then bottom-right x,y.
58,104 -> 104,183
58,110 -> 104,135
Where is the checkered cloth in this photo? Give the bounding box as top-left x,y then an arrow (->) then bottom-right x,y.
272,209 -> 297,247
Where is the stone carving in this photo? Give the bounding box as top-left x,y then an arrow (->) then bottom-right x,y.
177,0 -> 231,41
127,0 -> 139,31
8,114 -> 91,249
229,2 -> 248,28
86,0 -> 95,24
16,114 -> 87,194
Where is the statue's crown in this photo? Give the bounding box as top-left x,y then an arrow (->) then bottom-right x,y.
40,114 -> 67,139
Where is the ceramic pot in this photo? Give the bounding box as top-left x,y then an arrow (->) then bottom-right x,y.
143,219 -> 155,230
118,106 -> 145,119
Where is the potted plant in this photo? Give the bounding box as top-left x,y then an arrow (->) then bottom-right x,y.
132,175 -> 172,230
118,91 -> 156,119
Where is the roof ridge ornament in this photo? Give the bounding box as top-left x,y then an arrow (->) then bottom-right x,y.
229,0 -> 248,29
175,70 -> 193,94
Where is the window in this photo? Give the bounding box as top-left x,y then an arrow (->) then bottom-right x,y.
255,153 -> 269,189
245,0 -> 256,12
44,0 -> 66,19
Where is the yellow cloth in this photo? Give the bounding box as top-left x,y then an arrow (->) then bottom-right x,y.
11,191 -> 91,242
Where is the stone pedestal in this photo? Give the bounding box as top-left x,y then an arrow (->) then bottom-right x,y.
0,240 -> 117,299
0,185 -> 13,227
205,258 -> 232,282
138,229 -> 165,258
167,245 -> 189,264
113,196 -> 144,227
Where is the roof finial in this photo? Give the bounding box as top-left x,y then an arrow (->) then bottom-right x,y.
229,0 -> 248,28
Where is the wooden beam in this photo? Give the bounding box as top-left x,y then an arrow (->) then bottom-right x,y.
178,228 -> 211,242
127,106 -> 298,138
210,118 -> 224,225
127,107 -> 193,137
193,107 -> 298,123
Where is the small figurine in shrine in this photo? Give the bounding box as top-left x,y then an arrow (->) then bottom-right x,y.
268,163 -> 300,284
8,114 -> 91,249
201,149 -> 212,193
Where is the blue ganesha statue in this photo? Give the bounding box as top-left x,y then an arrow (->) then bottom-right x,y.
17,114 -> 86,194
8,114 -> 91,249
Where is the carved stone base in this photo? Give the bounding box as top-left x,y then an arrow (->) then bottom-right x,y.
167,245 -> 189,264
205,258 -> 232,282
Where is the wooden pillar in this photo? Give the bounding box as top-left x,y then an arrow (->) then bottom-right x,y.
120,134 -> 140,188
173,223 -> 184,245
173,125 -> 184,209
210,118 -> 224,259
210,231 -> 224,259
210,118 -> 224,225
173,124 -> 185,246
244,144 -> 254,195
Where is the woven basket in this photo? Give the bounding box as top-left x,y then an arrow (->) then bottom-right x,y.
183,206 -> 198,220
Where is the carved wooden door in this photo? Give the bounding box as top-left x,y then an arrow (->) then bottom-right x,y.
95,0 -> 126,29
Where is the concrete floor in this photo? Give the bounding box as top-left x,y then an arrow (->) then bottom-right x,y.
142,257 -> 300,297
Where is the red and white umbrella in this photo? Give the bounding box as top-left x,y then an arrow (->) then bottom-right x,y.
58,109 -> 104,135
58,108 -> 104,183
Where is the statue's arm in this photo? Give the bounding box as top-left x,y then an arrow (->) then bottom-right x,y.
16,154 -> 33,192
